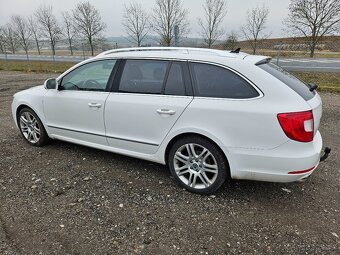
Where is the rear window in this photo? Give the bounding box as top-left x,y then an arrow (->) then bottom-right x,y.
258,63 -> 315,101
190,63 -> 259,99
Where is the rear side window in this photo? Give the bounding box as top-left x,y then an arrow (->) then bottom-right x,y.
164,62 -> 186,96
258,63 -> 315,101
190,63 -> 259,99
119,59 -> 168,94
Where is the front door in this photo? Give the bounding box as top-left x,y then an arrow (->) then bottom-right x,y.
44,59 -> 117,145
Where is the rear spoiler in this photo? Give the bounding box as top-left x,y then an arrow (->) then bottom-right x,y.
255,58 -> 272,65
242,55 -> 272,65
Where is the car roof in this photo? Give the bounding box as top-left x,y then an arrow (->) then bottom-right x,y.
94,47 -> 270,65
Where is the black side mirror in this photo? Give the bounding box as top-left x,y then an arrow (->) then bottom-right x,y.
44,78 -> 57,90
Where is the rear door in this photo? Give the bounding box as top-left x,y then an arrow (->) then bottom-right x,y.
104,59 -> 193,154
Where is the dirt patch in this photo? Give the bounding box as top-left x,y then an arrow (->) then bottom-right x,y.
0,71 -> 339,254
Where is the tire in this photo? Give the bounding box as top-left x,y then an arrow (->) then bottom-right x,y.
168,136 -> 229,194
17,108 -> 49,147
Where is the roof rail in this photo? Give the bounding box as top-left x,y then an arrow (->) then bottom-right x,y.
97,47 -> 189,56
97,47 -> 247,58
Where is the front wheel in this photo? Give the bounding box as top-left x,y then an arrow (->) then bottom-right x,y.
168,136 -> 229,194
17,108 -> 49,146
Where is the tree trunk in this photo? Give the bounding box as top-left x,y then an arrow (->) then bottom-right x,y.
51,41 -> 55,56
25,50 -> 29,62
252,39 -> 257,55
309,43 -> 315,58
89,38 -> 94,56
68,39 -> 73,56
163,37 -> 171,46
35,39 -> 41,55
10,43 -> 15,54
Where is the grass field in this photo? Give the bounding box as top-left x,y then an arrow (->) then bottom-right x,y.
292,71 -> 340,93
0,60 -> 73,73
1,59 -> 339,93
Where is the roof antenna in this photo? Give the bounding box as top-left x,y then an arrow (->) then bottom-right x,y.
230,48 -> 241,53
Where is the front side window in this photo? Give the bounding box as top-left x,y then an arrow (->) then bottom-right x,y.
190,62 -> 259,99
119,59 -> 168,94
61,60 -> 116,91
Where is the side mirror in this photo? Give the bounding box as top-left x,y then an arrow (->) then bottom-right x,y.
44,78 -> 57,90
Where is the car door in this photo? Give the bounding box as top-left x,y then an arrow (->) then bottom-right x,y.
104,59 -> 193,154
43,59 -> 117,145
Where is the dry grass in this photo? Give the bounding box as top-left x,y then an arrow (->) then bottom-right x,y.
293,72 -> 340,93
0,60 -> 73,73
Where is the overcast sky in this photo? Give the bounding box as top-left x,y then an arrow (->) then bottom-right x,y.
0,0 -> 291,38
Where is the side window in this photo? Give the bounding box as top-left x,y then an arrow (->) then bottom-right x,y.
61,60 -> 116,91
119,59 -> 168,94
164,62 -> 186,96
191,63 -> 259,99
258,63 -> 314,101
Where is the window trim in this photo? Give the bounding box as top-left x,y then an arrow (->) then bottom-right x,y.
188,60 -> 263,100
57,59 -> 119,93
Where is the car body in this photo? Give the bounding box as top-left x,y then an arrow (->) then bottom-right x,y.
12,47 -> 324,194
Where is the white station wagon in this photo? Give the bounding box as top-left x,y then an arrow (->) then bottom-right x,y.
12,47 -> 330,194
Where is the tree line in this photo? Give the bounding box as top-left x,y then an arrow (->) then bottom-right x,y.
0,0 -> 339,58
0,1 -> 106,57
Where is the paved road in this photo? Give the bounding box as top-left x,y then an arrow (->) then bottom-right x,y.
1,54 -> 340,72
274,58 -> 340,73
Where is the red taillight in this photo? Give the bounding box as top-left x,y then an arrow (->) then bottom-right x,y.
288,166 -> 315,174
277,110 -> 314,142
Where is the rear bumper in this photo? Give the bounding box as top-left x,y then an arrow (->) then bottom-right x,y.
226,131 -> 323,183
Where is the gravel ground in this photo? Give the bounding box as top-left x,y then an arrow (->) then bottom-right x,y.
0,71 -> 339,255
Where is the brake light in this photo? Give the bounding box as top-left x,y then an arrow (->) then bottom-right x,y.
277,110 -> 314,142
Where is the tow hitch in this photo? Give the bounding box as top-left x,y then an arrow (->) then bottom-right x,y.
320,147 -> 331,162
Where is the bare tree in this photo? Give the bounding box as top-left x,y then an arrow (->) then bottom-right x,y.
0,27 -> 6,54
35,5 -> 61,55
241,5 -> 269,55
72,1 -> 106,56
62,11 -> 77,55
122,1 -> 150,47
2,23 -> 19,54
224,31 -> 238,50
152,0 -> 189,46
198,0 -> 227,48
12,15 -> 32,60
28,16 -> 41,55
284,0 -> 340,57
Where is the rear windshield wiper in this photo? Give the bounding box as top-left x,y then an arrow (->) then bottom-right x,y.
308,83 -> 318,92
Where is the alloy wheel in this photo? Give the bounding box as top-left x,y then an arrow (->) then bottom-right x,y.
19,111 -> 41,144
173,143 -> 218,189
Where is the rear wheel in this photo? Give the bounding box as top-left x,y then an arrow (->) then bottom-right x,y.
168,136 -> 228,194
17,108 -> 49,146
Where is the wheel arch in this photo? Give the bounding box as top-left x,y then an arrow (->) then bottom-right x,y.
164,132 -> 231,177
16,104 -> 48,132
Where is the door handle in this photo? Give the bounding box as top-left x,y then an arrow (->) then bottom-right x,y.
88,102 -> 102,108
157,109 -> 176,115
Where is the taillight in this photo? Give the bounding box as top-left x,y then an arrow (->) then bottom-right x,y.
277,110 -> 314,142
